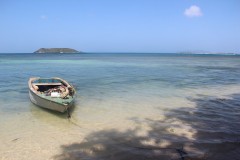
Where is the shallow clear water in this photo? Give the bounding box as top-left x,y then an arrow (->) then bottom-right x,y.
0,53 -> 240,160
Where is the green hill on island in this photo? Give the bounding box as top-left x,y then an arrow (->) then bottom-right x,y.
34,48 -> 80,53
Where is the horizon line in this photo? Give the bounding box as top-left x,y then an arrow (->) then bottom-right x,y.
0,52 -> 239,55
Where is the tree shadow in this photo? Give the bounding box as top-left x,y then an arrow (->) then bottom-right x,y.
53,93 -> 240,160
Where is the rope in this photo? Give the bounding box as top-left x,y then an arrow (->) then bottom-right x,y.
66,107 -> 71,118
68,118 -> 83,128
66,108 -> 86,129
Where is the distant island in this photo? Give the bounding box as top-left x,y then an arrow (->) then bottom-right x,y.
34,48 -> 80,53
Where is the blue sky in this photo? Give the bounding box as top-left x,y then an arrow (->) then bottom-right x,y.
0,0 -> 240,53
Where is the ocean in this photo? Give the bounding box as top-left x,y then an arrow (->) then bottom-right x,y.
0,53 -> 240,160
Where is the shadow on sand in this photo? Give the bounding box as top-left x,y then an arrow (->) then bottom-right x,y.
30,102 -> 77,119
53,93 -> 240,160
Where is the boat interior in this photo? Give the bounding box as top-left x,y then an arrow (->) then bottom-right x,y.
32,83 -> 62,92
30,78 -> 75,98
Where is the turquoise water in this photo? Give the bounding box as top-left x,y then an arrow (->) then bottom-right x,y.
0,53 -> 240,159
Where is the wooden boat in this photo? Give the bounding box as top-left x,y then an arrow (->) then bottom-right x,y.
28,77 -> 76,113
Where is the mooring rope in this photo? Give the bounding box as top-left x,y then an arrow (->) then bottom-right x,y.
66,108 -> 86,129
66,107 -> 71,118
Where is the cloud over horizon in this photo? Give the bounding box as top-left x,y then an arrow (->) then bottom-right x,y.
184,5 -> 203,17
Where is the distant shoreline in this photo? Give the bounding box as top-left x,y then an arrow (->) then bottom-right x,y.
0,52 -> 239,56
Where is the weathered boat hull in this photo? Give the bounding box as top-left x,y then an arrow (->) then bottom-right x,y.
28,77 -> 75,113
29,90 -> 73,112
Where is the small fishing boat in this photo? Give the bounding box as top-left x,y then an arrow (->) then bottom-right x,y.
28,77 -> 76,113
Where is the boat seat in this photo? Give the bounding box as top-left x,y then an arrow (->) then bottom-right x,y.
32,83 -> 62,86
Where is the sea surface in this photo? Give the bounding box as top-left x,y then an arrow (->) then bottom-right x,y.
0,53 -> 240,160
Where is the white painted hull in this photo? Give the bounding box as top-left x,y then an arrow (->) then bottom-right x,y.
29,90 -> 73,112
28,77 -> 75,113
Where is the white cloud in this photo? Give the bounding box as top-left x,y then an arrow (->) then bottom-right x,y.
184,5 -> 203,17
40,15 -> 48,20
